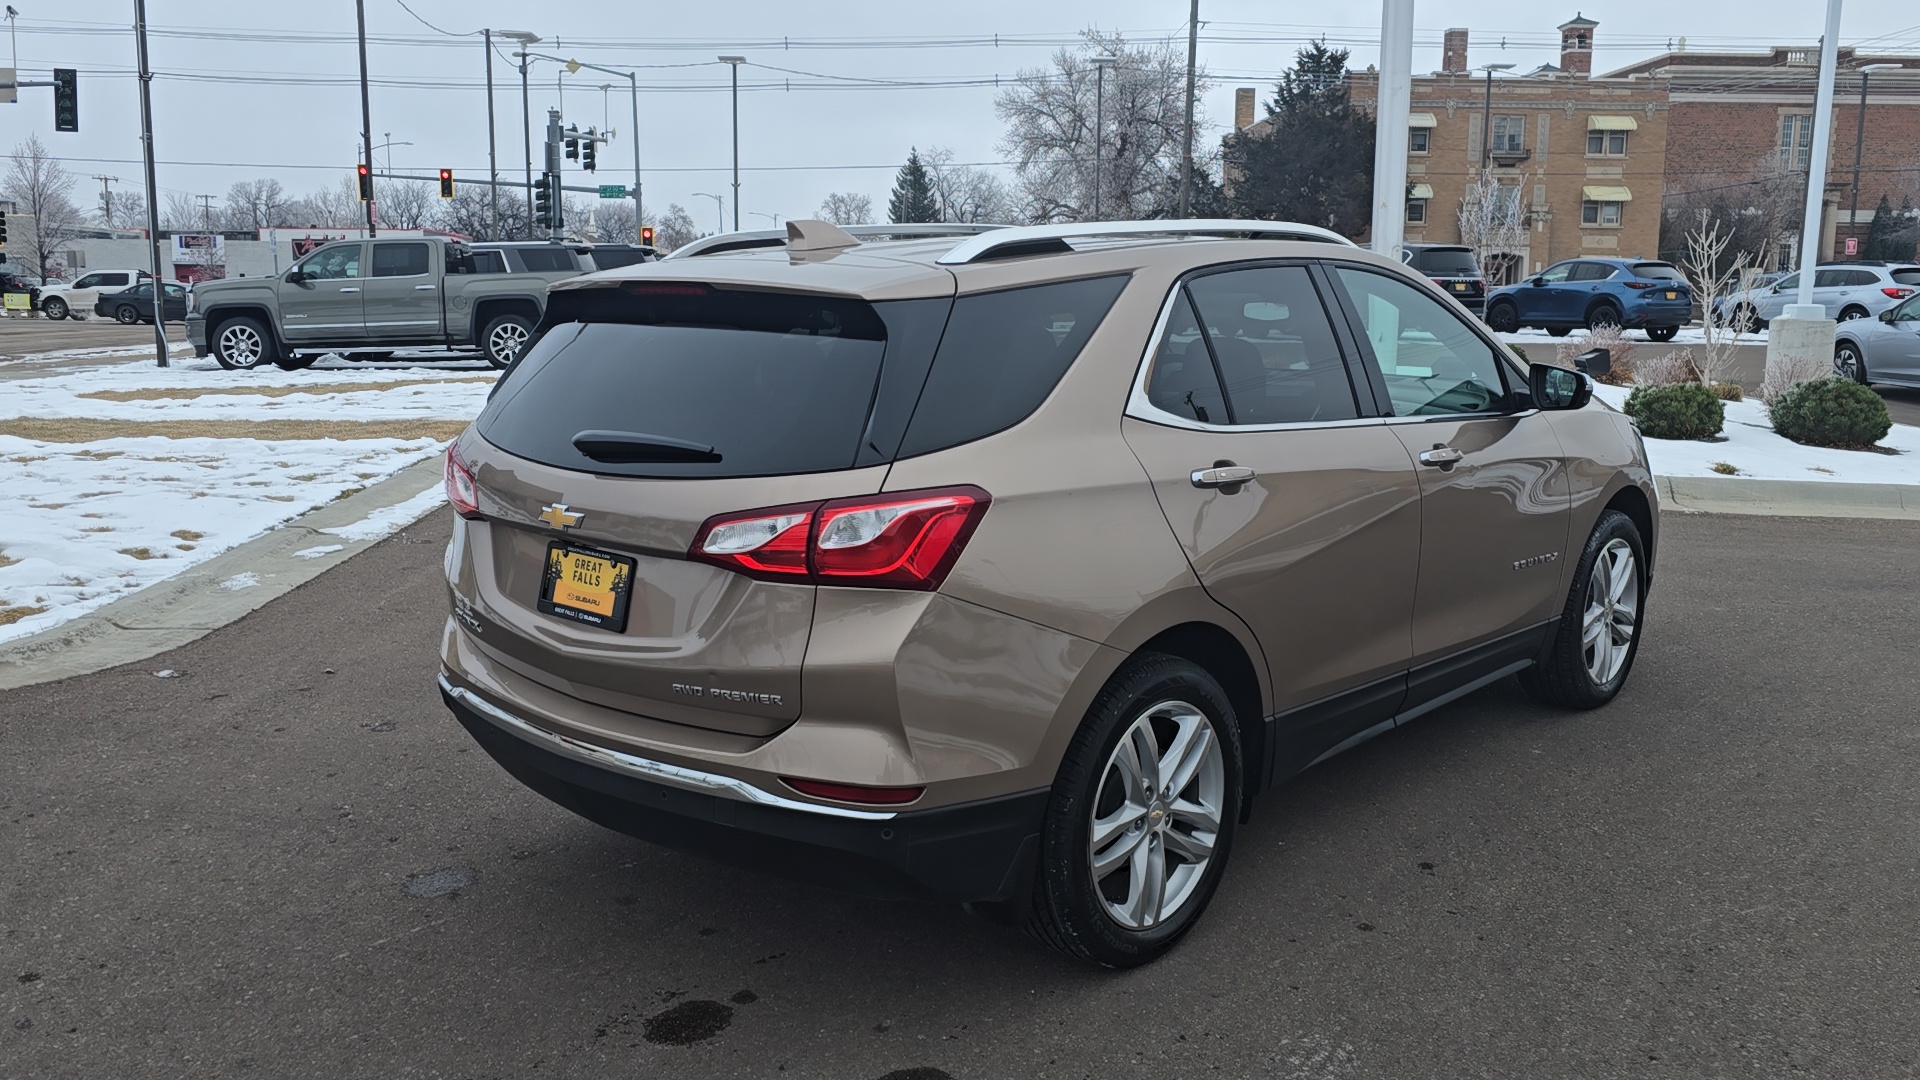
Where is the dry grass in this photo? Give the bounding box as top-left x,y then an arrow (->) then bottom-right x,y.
1709,382 -> 1745,401
0,605 -> 48,626
80,525 -> 114,533
0,418 -> 469,443
78,377 -> 494,403
170,529 -> 204,541
0,554 -> 17,569
1711,462 -> 1739,476
118,547 -> 163,560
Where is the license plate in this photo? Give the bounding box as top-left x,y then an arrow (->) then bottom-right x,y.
538,541 -> 635,633
1453,282 -> 1468,291
1665,291 -> 1677,300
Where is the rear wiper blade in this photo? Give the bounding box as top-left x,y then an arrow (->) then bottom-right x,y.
572,430 -> 722,464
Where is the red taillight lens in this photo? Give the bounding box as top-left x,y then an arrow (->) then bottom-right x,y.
1883,287 -> 1914,299
444,444 -> 482,520
688,485 -> 990,590
781,778 -> 925,805
1624,281 -> 1657,290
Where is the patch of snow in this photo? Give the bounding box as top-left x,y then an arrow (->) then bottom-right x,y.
1500,326 -> 1766,347
1593,384 -> 1920,483
293,545 -> 346,560
324,486 -> 448,542
218,572 -> 261,591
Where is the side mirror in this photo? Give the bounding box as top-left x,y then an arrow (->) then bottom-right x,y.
286,268 -> 307,283
1529,363 -> 1592,411
1528,277 -> 1545,287
1573,347 -> 1611,379
1880,308 -> 1897,323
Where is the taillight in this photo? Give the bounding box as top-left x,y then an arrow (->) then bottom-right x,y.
689,485 -> 990,590
781,778 -> 925,805
444,444 -> 482,520
1883,287 -> 1914,299
1624,281 -> 1656,290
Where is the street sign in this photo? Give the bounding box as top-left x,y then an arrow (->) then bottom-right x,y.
597,184 -> 628,199
1845,236 -> 1859,256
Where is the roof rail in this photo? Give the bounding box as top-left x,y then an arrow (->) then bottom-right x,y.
664,222 -> 1009,260
934,219 -> 1357,266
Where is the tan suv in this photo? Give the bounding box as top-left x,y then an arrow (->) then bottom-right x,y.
437,219 -> 1656,968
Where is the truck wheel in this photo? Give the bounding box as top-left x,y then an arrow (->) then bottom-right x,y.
273,353 -> 319,371
481,312 -> 534,369
212,316 -> 275,370
43,296 -> 68,320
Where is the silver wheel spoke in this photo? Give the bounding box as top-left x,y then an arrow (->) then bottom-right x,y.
1160,720 -> 1212,799
1092,822 -> 1147,877
1162,822 -> 1215,864
1087,699 -> 1227,931
1128,725 -> 1160,796
1090,801 -> 1147,852
1126,834 -> 1166,927
1582,604 -> 1607,647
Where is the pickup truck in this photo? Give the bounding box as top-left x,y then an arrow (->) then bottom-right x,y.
185,237 -> 581,371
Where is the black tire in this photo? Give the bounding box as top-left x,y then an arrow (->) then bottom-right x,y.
1024,653 -> 1243,969
481,312 -> 534,369
1547,327 -> 1571,338
273,352 -> 319,371
210,315 -> 276,370
1835,340 -> 1869,385
114,305 -> 141,325
1645,324 -> 1679,343
1519,509 -> 1647,710
1839,305 -> 1869,322
42,296 -> 68,321
1484,300 -> 1520,333
1586,303 -> 1623,332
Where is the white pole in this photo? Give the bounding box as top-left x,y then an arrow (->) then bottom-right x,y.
1792,0 -> 1844,310
1369,0 -> 1416,260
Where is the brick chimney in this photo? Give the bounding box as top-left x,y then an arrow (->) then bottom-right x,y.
1442,28 -> 1469,74
1235,87 -> 1256,130
1559,13 -> 1597,76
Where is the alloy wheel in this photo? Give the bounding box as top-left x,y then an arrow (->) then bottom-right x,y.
1582,538 -> 1639,686
1088,700 -> 1225,931
1836,343 -> 1866,383
488,321 -> 529,365
218,324 -> 264,368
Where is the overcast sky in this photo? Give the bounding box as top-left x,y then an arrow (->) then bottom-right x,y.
5,1 -> 1915,229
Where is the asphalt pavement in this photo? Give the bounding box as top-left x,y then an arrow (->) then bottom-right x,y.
0,317 -> 182,364
3,510 -> 1919,1079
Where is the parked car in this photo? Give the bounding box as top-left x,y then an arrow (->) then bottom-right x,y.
186,237 -> 573,371
1483,258 -> 1692,340
1834,293 -> 1920,386
436,218 -> 1658,968
1401,243 -> 1487,313
1712,262 -> 1920,328
37,268 -> 152,321
95,280 -> 189,324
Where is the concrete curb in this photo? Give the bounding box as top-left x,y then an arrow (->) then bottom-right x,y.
1657,476 -> 1920,520
0,455 -> 447,691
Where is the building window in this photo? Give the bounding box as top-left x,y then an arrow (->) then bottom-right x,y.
1406,198 -> 1428,224
1587,129 -> 1628,156
1409,128 -> 1430,154
1581,200 -> 1623,227
1490,115 -> 1527,154
1779,114 -> 1813,169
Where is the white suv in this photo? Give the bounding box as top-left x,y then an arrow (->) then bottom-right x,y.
38,269 -> 152,321
1714,262 -> 1920,327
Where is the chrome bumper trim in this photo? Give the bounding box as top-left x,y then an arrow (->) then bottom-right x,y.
438,674 -> 897,822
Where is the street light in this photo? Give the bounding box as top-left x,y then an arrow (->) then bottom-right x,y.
749,211 -> 779,228
1479,63 -> 1514,170
1090,55 -> 1117,220
527,51 -> 648,240
1849,63 -> 1901,260
373,136 -> 411,175
498,30 -> 542,239
692,191 -> 726,233
718,56 -> 746,231
484,30 -> 540,239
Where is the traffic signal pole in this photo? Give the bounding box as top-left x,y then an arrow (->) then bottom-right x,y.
133,0 -> 168,368
544,109 -> 565,241
355,0 -> 376,236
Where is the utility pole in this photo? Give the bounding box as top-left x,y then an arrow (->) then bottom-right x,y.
719,56 -> 745,231
545,107 -> 564,242
197,194 -> 215,237
133,0 -> 167,368
91,175 -> 120,228
1092,55 -> 1116,220
355,0 -> 376,236
484,29 -> 499,239
1849,64 -> 1900,259
1179,0 -> 1199,219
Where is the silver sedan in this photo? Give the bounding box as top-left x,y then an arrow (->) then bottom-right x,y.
1835,295 -> 1920,386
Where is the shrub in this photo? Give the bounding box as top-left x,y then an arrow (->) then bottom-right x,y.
1624,381 -> 1725,439
1708,381 -> 1744,401
1757,352 -> 1830,407
1768,377 -> 1892,449
1509,342 -> 1532,365
1634,348 -> 1702,387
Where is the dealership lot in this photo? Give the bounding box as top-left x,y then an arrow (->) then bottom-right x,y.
3,509 -> 1916,1079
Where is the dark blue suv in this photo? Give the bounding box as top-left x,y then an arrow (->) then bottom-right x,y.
1483,258 -> 1692,341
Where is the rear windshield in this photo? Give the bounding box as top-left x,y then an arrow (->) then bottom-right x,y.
1631,262 -> 1686,282
514,247 -> 578,273
587,247 -> 654,270
1891,268 -> 1920,286
1410,248 -> 1479,276
477,287 -> 891,479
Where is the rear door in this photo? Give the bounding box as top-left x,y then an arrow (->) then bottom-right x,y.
1326,264 -> 1571,685
1875,295 -> 1920,381
1122,263 -> 1421,766
278,242 -> 367,345
362,241 -> 443,341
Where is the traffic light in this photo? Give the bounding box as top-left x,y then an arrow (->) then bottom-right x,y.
438,168 -> 455,199
533,173 -> 556,229
565,125 -> 580,162
52,68 -> 78,132
581,137 -> 597,173
357,163 -> 373,201
640,225 -> 654,247
0,208 -> 9,248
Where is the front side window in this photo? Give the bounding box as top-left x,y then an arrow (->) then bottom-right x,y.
1490,115 -> 1526,154
298,245 -> 362,280
1581,201 -> 1623,226
73,274 -> 103,289
163,284 -> 187,300
372,242 -> 430,278
1333,267 -> 1508,417
1894,297 -> 1920,322
1587,130 -> 1629,156
1409,128 -> 1430,154
1537,262 -> 1575,286
1174,266 -> 1358,426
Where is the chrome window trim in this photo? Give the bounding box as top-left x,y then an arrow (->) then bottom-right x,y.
439,675 -> 898,822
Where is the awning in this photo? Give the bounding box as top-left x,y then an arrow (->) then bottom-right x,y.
1408,184 -> 1434,199
1582,185 -> 1633,202
1408,112 -> 1438,128
1587,114 -> 1639,131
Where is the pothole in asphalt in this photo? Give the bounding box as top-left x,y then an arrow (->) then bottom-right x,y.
404,866 -> 476,898
641,999 -> 733,1045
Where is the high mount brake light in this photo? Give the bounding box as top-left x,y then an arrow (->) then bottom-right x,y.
444,445 -> 483,520
689,486 -> 990,590
620,281 -> 711,297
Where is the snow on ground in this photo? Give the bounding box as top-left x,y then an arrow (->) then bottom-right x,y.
1592,384 -> 1920,483
1499,326 -> 1766,348
324,485 -> 448,542
0,357 -> 491,644
0,341 -> 198,367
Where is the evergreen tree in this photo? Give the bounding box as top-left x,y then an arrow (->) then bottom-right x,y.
1223,42 -> 1375,237
888,149 -> 940,223
1862,195 -> 1898,260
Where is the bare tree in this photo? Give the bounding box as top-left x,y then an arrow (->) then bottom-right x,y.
3,135 -> 85,282
1680,213 -> 1756,388
288,175 -> 363,228
220,178 -> 294,233
1458,168 -> 1534,285
94,187 -> 145,230
655,203 -> 700,251
378,180 -> 436,230
995,30 -> 1213,223
160,191 -> 204,232
592,201 -> 644,244
816,191 -> 875,226
923,147 -> 1015,223
433,186 -> 527,240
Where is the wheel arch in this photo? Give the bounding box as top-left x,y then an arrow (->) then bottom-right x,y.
1603,481 -> 1656,577
469,295 -> 542,343
1131,621 -> 1269,804
203,304 -> 285,354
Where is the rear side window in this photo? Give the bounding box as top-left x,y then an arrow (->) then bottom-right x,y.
372,243 -> 430,277
478,286 -> 890,479
1410,248 -> 1479,277
465,250 -> 507,274
1181,267 -> 1357,425
1570,262 -> 1617,282
896,275 -> 1127,458
587,247 -> 653,270
1630,262 -> 1685,282
1146,292 -> 1227,424
514,247 -> 577,273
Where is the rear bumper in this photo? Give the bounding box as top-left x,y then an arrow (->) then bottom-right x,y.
440,675 -> 1047,904
1621,302 -> 1691,327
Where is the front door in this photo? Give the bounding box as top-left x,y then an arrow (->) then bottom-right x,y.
278,241 -> 366,345
1121,264 -> 1422,769
1518,262 -> 1573,323
363,241 -> 443,342
1756,272 -> 1798,322
1325,265 -> 1573,682
1878,297 -> 1920,381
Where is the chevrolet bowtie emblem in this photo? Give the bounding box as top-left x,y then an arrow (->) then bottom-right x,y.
538,503 -> 584,530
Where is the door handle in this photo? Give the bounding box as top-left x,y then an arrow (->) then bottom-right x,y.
338,287 -> 361,293
1419,444 -> 1465,470
1190,464 -> 1257,490
414,284 -> 437,291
